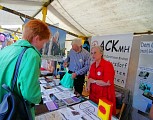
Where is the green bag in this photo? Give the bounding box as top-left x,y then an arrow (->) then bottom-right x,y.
60,72 -> 74,88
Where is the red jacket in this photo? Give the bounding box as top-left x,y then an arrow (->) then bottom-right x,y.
89,58 -> 116,115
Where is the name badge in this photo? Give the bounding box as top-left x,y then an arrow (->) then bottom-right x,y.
79,59 -> 83,62
97,71 -> 101,76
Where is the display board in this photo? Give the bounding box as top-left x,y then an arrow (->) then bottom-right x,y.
24,19 -> 66,56
133,41 -> 153,113
43,26 -> 66,56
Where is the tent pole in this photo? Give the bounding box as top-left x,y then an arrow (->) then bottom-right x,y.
0,27 -> 22,34
32,0 -> 53,18
0,5 -> 32,19
134,31 -> 153,35
42,6 -> 47,22
0,4 -> 86,39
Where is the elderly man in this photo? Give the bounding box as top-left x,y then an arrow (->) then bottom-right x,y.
64,39 -> 90,96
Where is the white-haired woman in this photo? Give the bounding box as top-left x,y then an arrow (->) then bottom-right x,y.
86,46 -> 116,116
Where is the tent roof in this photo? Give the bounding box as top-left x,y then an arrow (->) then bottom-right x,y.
0,0 -> 153,39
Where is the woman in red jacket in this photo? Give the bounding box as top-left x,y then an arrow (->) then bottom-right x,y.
86,46 -> 116,115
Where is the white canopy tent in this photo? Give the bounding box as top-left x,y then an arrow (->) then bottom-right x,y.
0,0 -> 153,39
1,1 -> 153,119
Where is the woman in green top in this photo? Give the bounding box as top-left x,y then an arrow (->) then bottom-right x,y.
0,19 -> 51,119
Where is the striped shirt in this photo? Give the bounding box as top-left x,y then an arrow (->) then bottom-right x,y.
65,48 -> 90,75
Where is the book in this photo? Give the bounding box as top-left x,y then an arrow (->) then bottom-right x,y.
49,93 -> 67,109
46,101 -> 58,111
62,96 -> 81,106
97,99 -> 113,120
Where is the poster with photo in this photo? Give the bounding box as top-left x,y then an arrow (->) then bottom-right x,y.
91,33 -> 133,87
43,26 -> 66,56
133,41 -> 153,113
24,19 -> 66,56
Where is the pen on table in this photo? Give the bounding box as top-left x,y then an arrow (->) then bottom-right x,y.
60,112 -> 68,120
81,116 -> 87,120
68,106 -> 75,110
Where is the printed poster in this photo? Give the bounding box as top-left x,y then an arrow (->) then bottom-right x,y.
24,19 -> 66,56
91,33 -> 133,87
133,41 -> 153,113
43,26 -> 66,56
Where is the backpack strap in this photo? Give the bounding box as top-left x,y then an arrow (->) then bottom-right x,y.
2,84 -> 12,92
11,47 -> 29,91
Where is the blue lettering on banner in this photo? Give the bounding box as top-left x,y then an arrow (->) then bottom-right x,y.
140,49 -> 148,54
151,43 -> 153,48
149,49 -> 153,54
141,42 -> 150,48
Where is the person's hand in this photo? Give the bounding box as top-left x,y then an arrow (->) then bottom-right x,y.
85,80 -> 90,92
47,61 -> 54,73
72,73 -> 77,79
88,78 -> 95,84
85,83 -> 90,92
85,78 -> 94,92
106,80 -> 111,86
47,64 -> 54,73
63,62 -> 68,68
96,80 -> 111,86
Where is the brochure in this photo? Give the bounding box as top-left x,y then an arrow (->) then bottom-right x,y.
50,93 -> 67,109
62,96 -> 81,106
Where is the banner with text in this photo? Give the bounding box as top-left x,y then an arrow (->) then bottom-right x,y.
133,41 -> 153,113
91,33 -> 133,87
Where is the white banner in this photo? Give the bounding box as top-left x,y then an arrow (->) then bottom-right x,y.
91,33 -> 133,87
133,41 -> 153,113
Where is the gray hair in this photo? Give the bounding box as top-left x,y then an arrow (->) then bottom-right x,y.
71,38 -> 82,46
91,46 -> 104,54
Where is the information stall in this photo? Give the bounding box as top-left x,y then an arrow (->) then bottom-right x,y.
35,75 -> 119,120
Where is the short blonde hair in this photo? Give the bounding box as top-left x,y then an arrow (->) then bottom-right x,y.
71,38 -> 82,46
22,19 -> 51,42
91,46 -> 104,54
